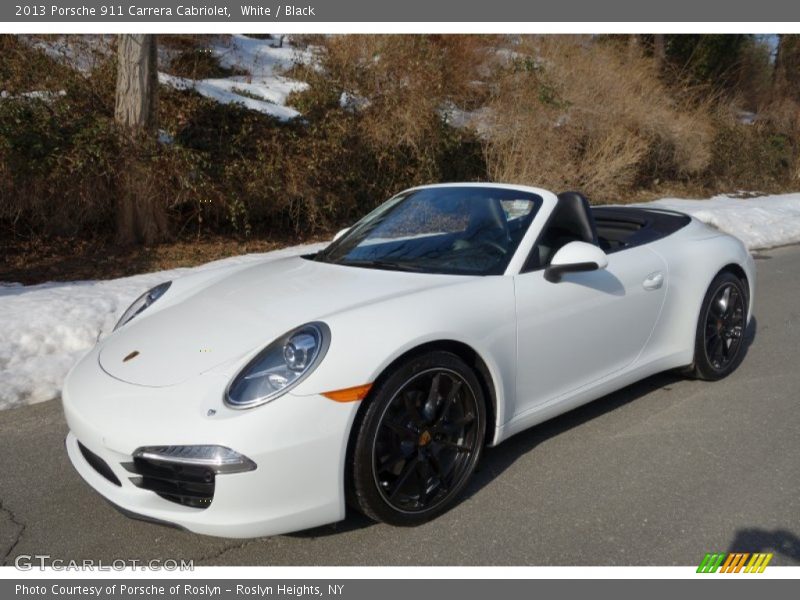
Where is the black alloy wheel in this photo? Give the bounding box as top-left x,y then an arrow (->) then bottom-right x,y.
350,351 -> 486,525
704,282 -> 745,370
689,271 -> 749,380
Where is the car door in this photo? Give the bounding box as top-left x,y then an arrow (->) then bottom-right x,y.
512,245 -> 667,417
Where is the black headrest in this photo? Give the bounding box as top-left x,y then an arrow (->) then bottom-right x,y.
466,197 -> 509,239
555,191 -> 598,245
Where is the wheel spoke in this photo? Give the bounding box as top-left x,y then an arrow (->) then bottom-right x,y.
718,286 -> 731,315
383,418 -> 416,439
428,453 -> 451,492
422,373 -> 444,424
426,373 -> 441,407
404,392 -> 425,427
440,412 -> 475,436
378,452 -> 404,472
415,465 -> 431,503
388,456 -> 420,500
709,335 -> 724,362
438,440 -> 471,453
433,380 -> 462,429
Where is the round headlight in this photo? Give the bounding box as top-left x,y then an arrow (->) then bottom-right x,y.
283,332 -> 318,371
225,323 -> 330,409
114,281 -> 172,331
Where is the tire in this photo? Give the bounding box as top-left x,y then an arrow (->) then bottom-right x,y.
688,271 -> 748,381
349,350 -> 487,526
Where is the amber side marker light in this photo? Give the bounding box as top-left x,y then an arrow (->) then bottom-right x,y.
322,383 -> 372,402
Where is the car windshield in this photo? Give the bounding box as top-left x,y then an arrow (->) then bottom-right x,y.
314,186 -> 543,275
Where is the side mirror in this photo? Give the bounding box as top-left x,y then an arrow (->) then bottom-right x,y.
545,241 -> 608,283
332,227 -> 349,242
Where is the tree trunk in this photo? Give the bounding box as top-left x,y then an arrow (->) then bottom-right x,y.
115,34 -> 158,131
771,34 -> 800,102
114,34 -> 167,246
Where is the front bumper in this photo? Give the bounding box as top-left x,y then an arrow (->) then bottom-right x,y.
63,346 -> 361,538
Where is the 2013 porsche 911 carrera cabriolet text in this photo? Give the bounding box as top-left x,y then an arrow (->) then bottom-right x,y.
63,183 -> 755,537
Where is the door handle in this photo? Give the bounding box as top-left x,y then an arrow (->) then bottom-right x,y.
643,271 -> 664,291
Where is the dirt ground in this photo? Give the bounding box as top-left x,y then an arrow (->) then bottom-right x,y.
0,233 -> 330,285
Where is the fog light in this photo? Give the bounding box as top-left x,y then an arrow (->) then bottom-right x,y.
133,445 -> 257,474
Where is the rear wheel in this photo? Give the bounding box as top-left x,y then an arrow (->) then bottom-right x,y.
350,351 -> 486,526
688,271 -> 748,380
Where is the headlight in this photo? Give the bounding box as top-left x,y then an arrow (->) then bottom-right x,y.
225,322 -> 330,409
114,281 -> 172,331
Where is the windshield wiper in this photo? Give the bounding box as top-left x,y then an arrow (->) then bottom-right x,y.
339,259 -> 427,273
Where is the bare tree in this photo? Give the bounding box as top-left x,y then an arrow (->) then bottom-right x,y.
773,34 -> 800,102
114,34 -> 167,245
115,34 -> 158,130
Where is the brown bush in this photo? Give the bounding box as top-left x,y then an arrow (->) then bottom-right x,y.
707,102 -> 798,190
293,35 -> 492,154
483,36 -> 714,201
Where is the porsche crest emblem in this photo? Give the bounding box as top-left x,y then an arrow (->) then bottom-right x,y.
122,350 -> 140,363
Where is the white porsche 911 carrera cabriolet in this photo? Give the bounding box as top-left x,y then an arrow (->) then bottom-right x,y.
63,183 -> 755,537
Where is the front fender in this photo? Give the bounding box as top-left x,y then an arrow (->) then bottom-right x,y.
290,275 -> 517,434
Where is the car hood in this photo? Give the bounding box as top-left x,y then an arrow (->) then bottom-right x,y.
99,256 -> 460,387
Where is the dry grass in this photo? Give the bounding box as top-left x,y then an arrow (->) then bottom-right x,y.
484,36 -> 714,201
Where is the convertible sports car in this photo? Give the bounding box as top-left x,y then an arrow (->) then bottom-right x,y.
63,183 -> 755,537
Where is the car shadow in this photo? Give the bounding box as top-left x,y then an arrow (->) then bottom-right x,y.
289,317 -> 758,539
727,527 -> 800,565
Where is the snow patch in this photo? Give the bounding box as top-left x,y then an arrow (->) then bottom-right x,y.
158,72 -> 304,120
159,35 -> 310,120
645,193 -> 800,251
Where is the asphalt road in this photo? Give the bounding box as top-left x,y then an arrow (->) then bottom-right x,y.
1,245 -> 799,567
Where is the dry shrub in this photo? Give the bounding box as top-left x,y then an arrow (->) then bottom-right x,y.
484,36 -> 714,201
707,100 -> 799,190
300,35 -> 493,154
160,35 -> 248,80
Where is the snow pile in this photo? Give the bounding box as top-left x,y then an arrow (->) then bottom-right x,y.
0,243 -> 325,410
25,34 -> 114,74
159,35 -> 312,120
3,192 -> 800,411
646,193 -> 800,250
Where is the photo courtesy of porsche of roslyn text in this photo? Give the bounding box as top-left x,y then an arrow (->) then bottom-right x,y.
1,32 -> 800,568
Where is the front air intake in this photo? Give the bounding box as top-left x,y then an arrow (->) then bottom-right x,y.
78,441 -> 122,487
124,457 -> 215,509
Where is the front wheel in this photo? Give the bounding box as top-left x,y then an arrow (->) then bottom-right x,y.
349,351 -> 486,526
688,271 -> 748,381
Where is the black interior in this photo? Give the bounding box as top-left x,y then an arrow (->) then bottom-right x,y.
464,196 -> 512,248
524,193 -> 691,272
593,206 -> 691,253
525,191 -> 599,270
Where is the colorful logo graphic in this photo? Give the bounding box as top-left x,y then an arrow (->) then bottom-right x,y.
697,552 -> 773,573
